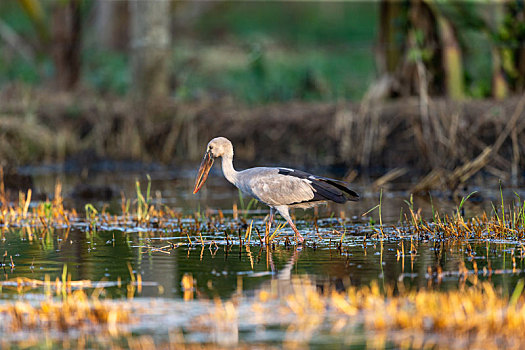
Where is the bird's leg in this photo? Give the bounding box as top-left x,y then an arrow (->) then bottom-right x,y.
286,219 -> 305,244
265,207 -> 275,244
275,206 -> 304,244
266,245 -> 275,273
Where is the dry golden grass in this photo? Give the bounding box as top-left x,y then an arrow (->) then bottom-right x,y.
0,290 -> 132,335
0,273 -> 523,348
0,177 -> 182,231
241,276 -> 525,349
390,202 -> 525,241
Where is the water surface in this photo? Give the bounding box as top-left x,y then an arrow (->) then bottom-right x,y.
2,167 -> 525,347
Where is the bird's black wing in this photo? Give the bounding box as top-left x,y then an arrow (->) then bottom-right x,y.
278,168 -> 359,204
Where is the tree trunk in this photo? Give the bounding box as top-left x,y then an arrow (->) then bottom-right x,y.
500,1 -> 525,93
374,0 -> 461,99
129,0 -> 171,102
377,1 -> 405,75
94,0 -> 129,51
490,0 -> 509,99
429,2 -> 464,100
51,0 -> 82,90
407,0 -> 443,96
492,47 -> 509,99
518,46 -> 525,93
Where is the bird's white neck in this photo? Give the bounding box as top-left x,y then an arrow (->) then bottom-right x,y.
220,155 -> 238,185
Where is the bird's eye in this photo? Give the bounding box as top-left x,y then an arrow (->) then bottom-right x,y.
209,146 -> 213,150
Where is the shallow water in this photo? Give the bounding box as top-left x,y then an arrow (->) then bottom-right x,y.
2,225 -> 524,298
3,166 -> 525,347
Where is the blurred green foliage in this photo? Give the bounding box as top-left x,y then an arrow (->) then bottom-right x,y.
462,30 -> 493,98
0,1 -> 42,85
0,55 -> 39,84
83,49 -> 129,95
0,1 -> 379,102
172,42 -> 375,103
172,2 -> 378,102
194,2 -> 377,45
0,1 -> 509,102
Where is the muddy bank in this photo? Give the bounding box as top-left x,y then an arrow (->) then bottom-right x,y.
1,86 -> 524,189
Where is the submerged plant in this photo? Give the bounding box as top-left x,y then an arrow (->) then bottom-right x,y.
85,203 -> 98,231
238,189 -> 258,218
135,175 -> 152,224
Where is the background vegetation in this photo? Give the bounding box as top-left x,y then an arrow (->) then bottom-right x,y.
3,1 -> 523,102
1,1 -> 525,191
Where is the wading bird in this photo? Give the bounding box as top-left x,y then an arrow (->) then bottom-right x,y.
193,137 -> 359,243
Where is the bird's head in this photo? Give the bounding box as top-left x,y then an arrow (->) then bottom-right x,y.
193,137 -> 233,194
206,137 -> 233,158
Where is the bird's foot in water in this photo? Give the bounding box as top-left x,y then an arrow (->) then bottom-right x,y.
295,234 -> 305,249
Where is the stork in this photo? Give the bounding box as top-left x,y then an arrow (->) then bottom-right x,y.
193,137 -> 359,243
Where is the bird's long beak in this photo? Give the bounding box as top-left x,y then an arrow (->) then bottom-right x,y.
193,151 -> 214,194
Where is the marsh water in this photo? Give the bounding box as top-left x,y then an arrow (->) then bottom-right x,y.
3,165 -> 525,346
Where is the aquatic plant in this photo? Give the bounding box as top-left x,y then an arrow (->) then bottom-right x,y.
1,270 -> 525,348
0,289 -> 132,335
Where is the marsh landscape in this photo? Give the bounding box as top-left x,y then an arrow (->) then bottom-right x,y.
2,1 -> 525,349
